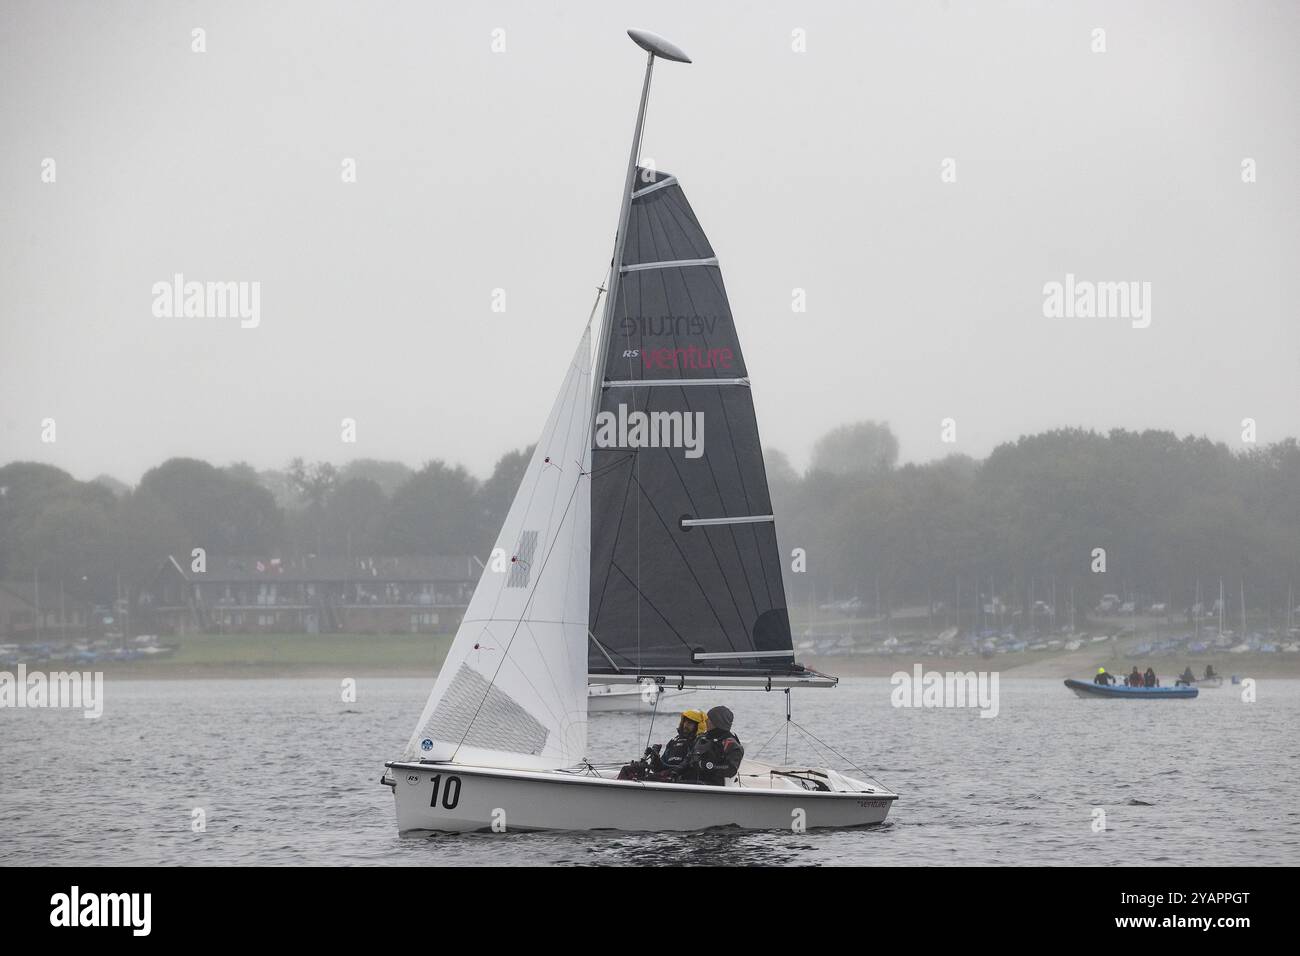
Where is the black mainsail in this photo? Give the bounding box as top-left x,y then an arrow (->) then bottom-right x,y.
588,168 -> 825,686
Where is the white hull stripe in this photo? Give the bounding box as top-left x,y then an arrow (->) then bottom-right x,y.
604,377 -> 749,388
631,176 -> 677,199
680,514 -> 775,527
621,256 -> 718,273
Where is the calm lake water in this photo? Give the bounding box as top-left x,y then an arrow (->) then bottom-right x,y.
2,676 -> 1297,866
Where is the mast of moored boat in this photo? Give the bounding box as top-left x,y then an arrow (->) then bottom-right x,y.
1194,579 -> 1201,643
1211,580 -> 1222,639
1240,578 -> 1247,640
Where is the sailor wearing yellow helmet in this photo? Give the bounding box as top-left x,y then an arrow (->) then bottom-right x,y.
1093,666 -> 1116,686
617,709 -> 708,781
659,709 -> 708,776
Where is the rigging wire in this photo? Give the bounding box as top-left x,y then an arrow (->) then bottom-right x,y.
746,690 -> 891,792
784,718 -> 879,784
751,720 -> 788,763
784,687 -> 791,765
643,681 -> 663,751
750,688 -> 793,764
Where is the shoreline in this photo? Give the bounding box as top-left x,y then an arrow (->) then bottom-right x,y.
89,663 -> 438,680
801,650 -> 1300,678
10,631 -> 1296,681
62,652 -> 1300,681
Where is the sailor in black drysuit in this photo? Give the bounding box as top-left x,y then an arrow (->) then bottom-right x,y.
657,709 -> 707,777
681,705 -> 745,786
618,709 -> 707,781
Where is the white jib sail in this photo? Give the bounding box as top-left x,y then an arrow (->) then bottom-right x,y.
403,329 -> 593,770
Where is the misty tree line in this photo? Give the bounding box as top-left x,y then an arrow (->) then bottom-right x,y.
771,424 -> 1300,623
0,454 -> 526,603
1,423 -> 1298,623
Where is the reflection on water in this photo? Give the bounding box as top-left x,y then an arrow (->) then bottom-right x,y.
1,677 -> 1297,866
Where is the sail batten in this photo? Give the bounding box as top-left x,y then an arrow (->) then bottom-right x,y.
680,514 -> 775,527
620,256 -> 719,273
631,175 -> 677,198
589,168 -> 807,680
604,378 -> 750,388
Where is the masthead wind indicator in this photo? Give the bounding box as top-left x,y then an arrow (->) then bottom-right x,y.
627,29 -> 692,63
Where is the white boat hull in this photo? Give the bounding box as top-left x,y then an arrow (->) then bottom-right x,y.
386,760 -> 896,834
586,683 -> 681,714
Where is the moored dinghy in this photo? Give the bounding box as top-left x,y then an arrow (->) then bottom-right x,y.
586,681 -> 681,714
384,28 -> 896,834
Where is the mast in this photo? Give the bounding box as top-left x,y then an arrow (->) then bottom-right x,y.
584,31 -> 828,689
589,30 -> 692,419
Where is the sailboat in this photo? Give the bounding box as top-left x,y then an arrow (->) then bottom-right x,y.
383,29 -> 897,833
586,680 -> 682,714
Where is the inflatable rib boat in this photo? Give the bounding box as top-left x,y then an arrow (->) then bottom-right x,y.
1064,679 -> 1198,699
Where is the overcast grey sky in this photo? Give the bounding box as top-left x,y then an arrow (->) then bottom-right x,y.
2,0 -> 1297,484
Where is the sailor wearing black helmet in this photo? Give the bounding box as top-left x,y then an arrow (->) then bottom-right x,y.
682,705 -> 745,786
